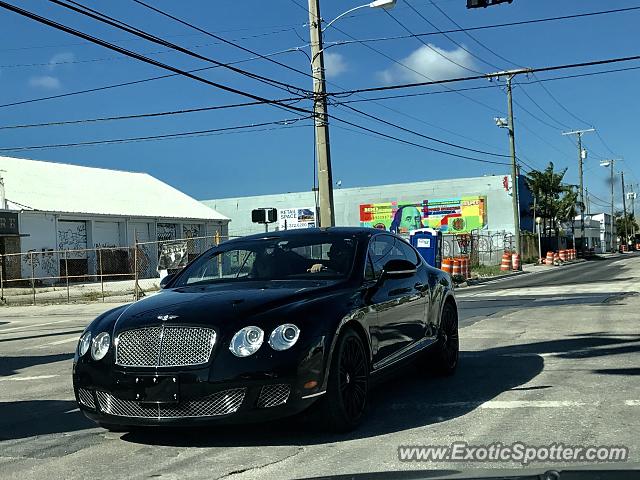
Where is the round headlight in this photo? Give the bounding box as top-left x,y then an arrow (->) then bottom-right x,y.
229,326 -> 264,357
78,331 -> 91,357
91,332 -> 111,361
269,324 -> 300,351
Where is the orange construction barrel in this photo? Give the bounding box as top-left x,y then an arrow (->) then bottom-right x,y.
441,257 -> 453,274
500,252 -> 511,271
511,253 -> 521,271
452,259 -> 462,277
545,251 -> 554,265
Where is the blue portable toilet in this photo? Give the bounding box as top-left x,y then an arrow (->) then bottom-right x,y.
410,228 -> 442,269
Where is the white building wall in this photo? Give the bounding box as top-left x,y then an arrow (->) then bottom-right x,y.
16,211 -> 228,281
204,175 -> 518,237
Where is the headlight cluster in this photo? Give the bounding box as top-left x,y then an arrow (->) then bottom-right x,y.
229,324 -> 300,357
77,331 -> 111,361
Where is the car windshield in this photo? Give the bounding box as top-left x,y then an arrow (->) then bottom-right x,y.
172,234 -> 358,286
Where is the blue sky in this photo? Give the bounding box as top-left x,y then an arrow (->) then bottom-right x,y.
0,0 -> 638,211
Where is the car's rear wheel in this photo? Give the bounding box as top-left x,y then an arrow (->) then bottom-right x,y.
431,301 -> 459,376
319,329 -> 369,432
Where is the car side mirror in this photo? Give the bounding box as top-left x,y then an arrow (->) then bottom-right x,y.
159,273 -> 175,289
381,259 -> 417,279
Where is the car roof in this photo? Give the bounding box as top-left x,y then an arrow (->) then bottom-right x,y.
225,227 -> 389,244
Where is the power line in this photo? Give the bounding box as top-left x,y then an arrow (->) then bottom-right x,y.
319,6 -> 640,49
426,0 -> 521,69
512,84 -> 570,131
0,24 -> 301,52
329,112 -> 510,166
0,97 -> 305,130
288,0 -> 502,114
406,0 -> 501,71
0,1 -> 314,117
325,54 -> 640,97
0,29 -> 299,69
49,0 -> 310,95
339,103 -> 509,158
0,117 -> 312,152
0,46 -> 302,109
130,0 -> 320,84
384,7 -> 485,75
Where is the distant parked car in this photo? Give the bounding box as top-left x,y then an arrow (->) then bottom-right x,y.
73,227 -> 458,432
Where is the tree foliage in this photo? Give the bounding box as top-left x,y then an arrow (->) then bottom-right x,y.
525,162 -> 578,236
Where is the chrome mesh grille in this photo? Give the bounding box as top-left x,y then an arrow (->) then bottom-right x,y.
95,388 -> 246,418
257,384 -> 291,408
115,326 -> 216,367
77,388 -> 96,409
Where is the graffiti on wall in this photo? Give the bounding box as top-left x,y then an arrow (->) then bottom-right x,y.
157,223 -> 177,242
57,222 -> 87,250
359,197 -> 486,235
22,249 -> 57,278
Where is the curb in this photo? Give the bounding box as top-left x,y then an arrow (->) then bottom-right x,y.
458,258 -> 589,288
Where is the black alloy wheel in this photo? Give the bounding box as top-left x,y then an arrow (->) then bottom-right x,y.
339,334 -> 368,421
433,301 -> 459,375
320,329 -> 369,432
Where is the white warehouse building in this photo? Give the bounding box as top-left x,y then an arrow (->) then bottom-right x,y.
0,157 -> 228,282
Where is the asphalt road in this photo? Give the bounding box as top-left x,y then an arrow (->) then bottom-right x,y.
1,255 -> 639,479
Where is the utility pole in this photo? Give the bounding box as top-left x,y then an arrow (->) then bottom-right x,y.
493,70 -> 530,263
308,0 -> 335,227
608,161 -> 615,252
562,128 -> 594,255
505,75 -> 521,263
621,171 -> 629,248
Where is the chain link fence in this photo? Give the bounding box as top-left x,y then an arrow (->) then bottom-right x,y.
442,230 -> 538,266
0,234 -> 237,306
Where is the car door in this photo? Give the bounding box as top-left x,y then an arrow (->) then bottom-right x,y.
367,235 -> 427,367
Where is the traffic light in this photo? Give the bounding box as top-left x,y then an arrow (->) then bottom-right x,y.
467,0 -> 513,8
251,208 -> 277,224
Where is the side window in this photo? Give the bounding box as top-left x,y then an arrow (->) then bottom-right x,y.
396,240 -> 420,266
367,235 -> 396,278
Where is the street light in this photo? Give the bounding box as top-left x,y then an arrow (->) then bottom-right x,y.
600,160 -> 616,252
307,0 -> 397,227
323,0 -> 397,32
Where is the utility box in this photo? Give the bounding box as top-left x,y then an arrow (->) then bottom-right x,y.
410,228 -> 442,269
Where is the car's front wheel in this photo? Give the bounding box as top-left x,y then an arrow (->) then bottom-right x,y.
319,329 -> 369,432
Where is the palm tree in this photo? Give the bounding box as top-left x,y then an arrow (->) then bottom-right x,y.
525,162 -> 572,239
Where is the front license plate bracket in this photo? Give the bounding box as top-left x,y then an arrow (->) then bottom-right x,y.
133,375 -> 179,404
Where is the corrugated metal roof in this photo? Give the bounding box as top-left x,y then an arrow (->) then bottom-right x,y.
0,156 -> 228,221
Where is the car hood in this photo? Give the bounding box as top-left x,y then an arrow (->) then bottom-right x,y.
112,280 -> 342,334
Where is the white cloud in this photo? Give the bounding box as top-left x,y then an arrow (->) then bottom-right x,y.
324,52 -> 348,78
378,44 -> 476,84
48,52 -> 75,70
29,75 -> 61,89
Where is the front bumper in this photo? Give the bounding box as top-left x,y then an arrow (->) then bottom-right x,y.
73,335 -> 328,427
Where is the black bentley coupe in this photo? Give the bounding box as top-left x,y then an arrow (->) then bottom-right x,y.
73,227 -> 459,432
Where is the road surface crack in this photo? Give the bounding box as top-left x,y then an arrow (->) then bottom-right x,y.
216,447 -> 304,480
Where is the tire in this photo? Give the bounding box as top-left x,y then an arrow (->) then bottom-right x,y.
318,329 -> 369,432
431,301 -> 459,376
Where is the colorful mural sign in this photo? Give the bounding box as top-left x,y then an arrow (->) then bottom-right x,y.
359,197 -> 486,235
